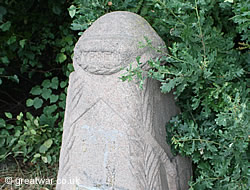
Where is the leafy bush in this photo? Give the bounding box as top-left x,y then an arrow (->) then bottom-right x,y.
0,0 -> 76,164
0,112 -> 59,164
71,0 -> 249,189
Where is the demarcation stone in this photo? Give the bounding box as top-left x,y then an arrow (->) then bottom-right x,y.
57,11 -> 192,190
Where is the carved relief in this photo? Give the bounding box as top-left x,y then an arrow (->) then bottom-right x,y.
74,38 -> 140,75
57,11 -> 192,190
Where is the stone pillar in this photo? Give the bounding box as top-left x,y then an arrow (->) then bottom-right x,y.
57,11 -> 192,190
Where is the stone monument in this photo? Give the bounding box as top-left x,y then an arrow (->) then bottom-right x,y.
57,11 -> 192,190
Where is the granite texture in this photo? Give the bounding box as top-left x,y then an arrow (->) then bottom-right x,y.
57,11 -> 192,190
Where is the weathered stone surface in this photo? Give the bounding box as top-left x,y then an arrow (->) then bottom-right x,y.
57,11 -> 192,190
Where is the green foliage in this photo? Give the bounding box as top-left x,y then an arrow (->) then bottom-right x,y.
85,0 -> 249,189
69,0 -> 145,34
0,0 -> 76,164
0,112 -> 59,164
231,0 -> 250,43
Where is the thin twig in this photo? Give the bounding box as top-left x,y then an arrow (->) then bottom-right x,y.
194,0 -> 207,67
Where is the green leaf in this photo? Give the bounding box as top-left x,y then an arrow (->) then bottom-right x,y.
51,77 -> 59,89
5,112 -> 12,119
9,75 -> 19,83
34,118 -> 39,126
60,81 -> 67,88
14,130 -> 21,137
1,56 -> 9,64
50,95 -> 59,103
44,139 -> 53,149
16,112 -> 23,120
41,88 -> 52,100
160,78 -> 182,93
30,129 -> 36,135
215,115 -> 227,127
61,48 -> 65,53
59,101 -> 65,109
43,105 -> 57,115
68,5 -> 76,18
8,137 -> 17,147
42,156 -> 48,163
224,0 -> 233,3
26,112 -> 33,120
42,79 -> 51,88
46,155 -> 52,164
0,138 -> 5,146
19,39 -> 26,48
6,124 -> 14,130
56,53 -> 67,63
0,6 -> 7,22
0,21 -> 11,31
34,153 -> 41,158
191,97 -> 200,110
33,97 -> 43,109
52,4 -> 61,15
30,86 -> 42,95
67,63 -> 74,72
24,120 -> 32,127
59,93 -> 66,101
39,145 -> 48,154
1,129 -> 9,135
26,99 -> 34,107
7,35 -> 16,45
0,147 -> 7,159
0,118 -> 6,128
65,36 -> 73,45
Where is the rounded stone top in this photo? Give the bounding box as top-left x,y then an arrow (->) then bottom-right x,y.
81,11 -> 161,40
74,11 -> 165,75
